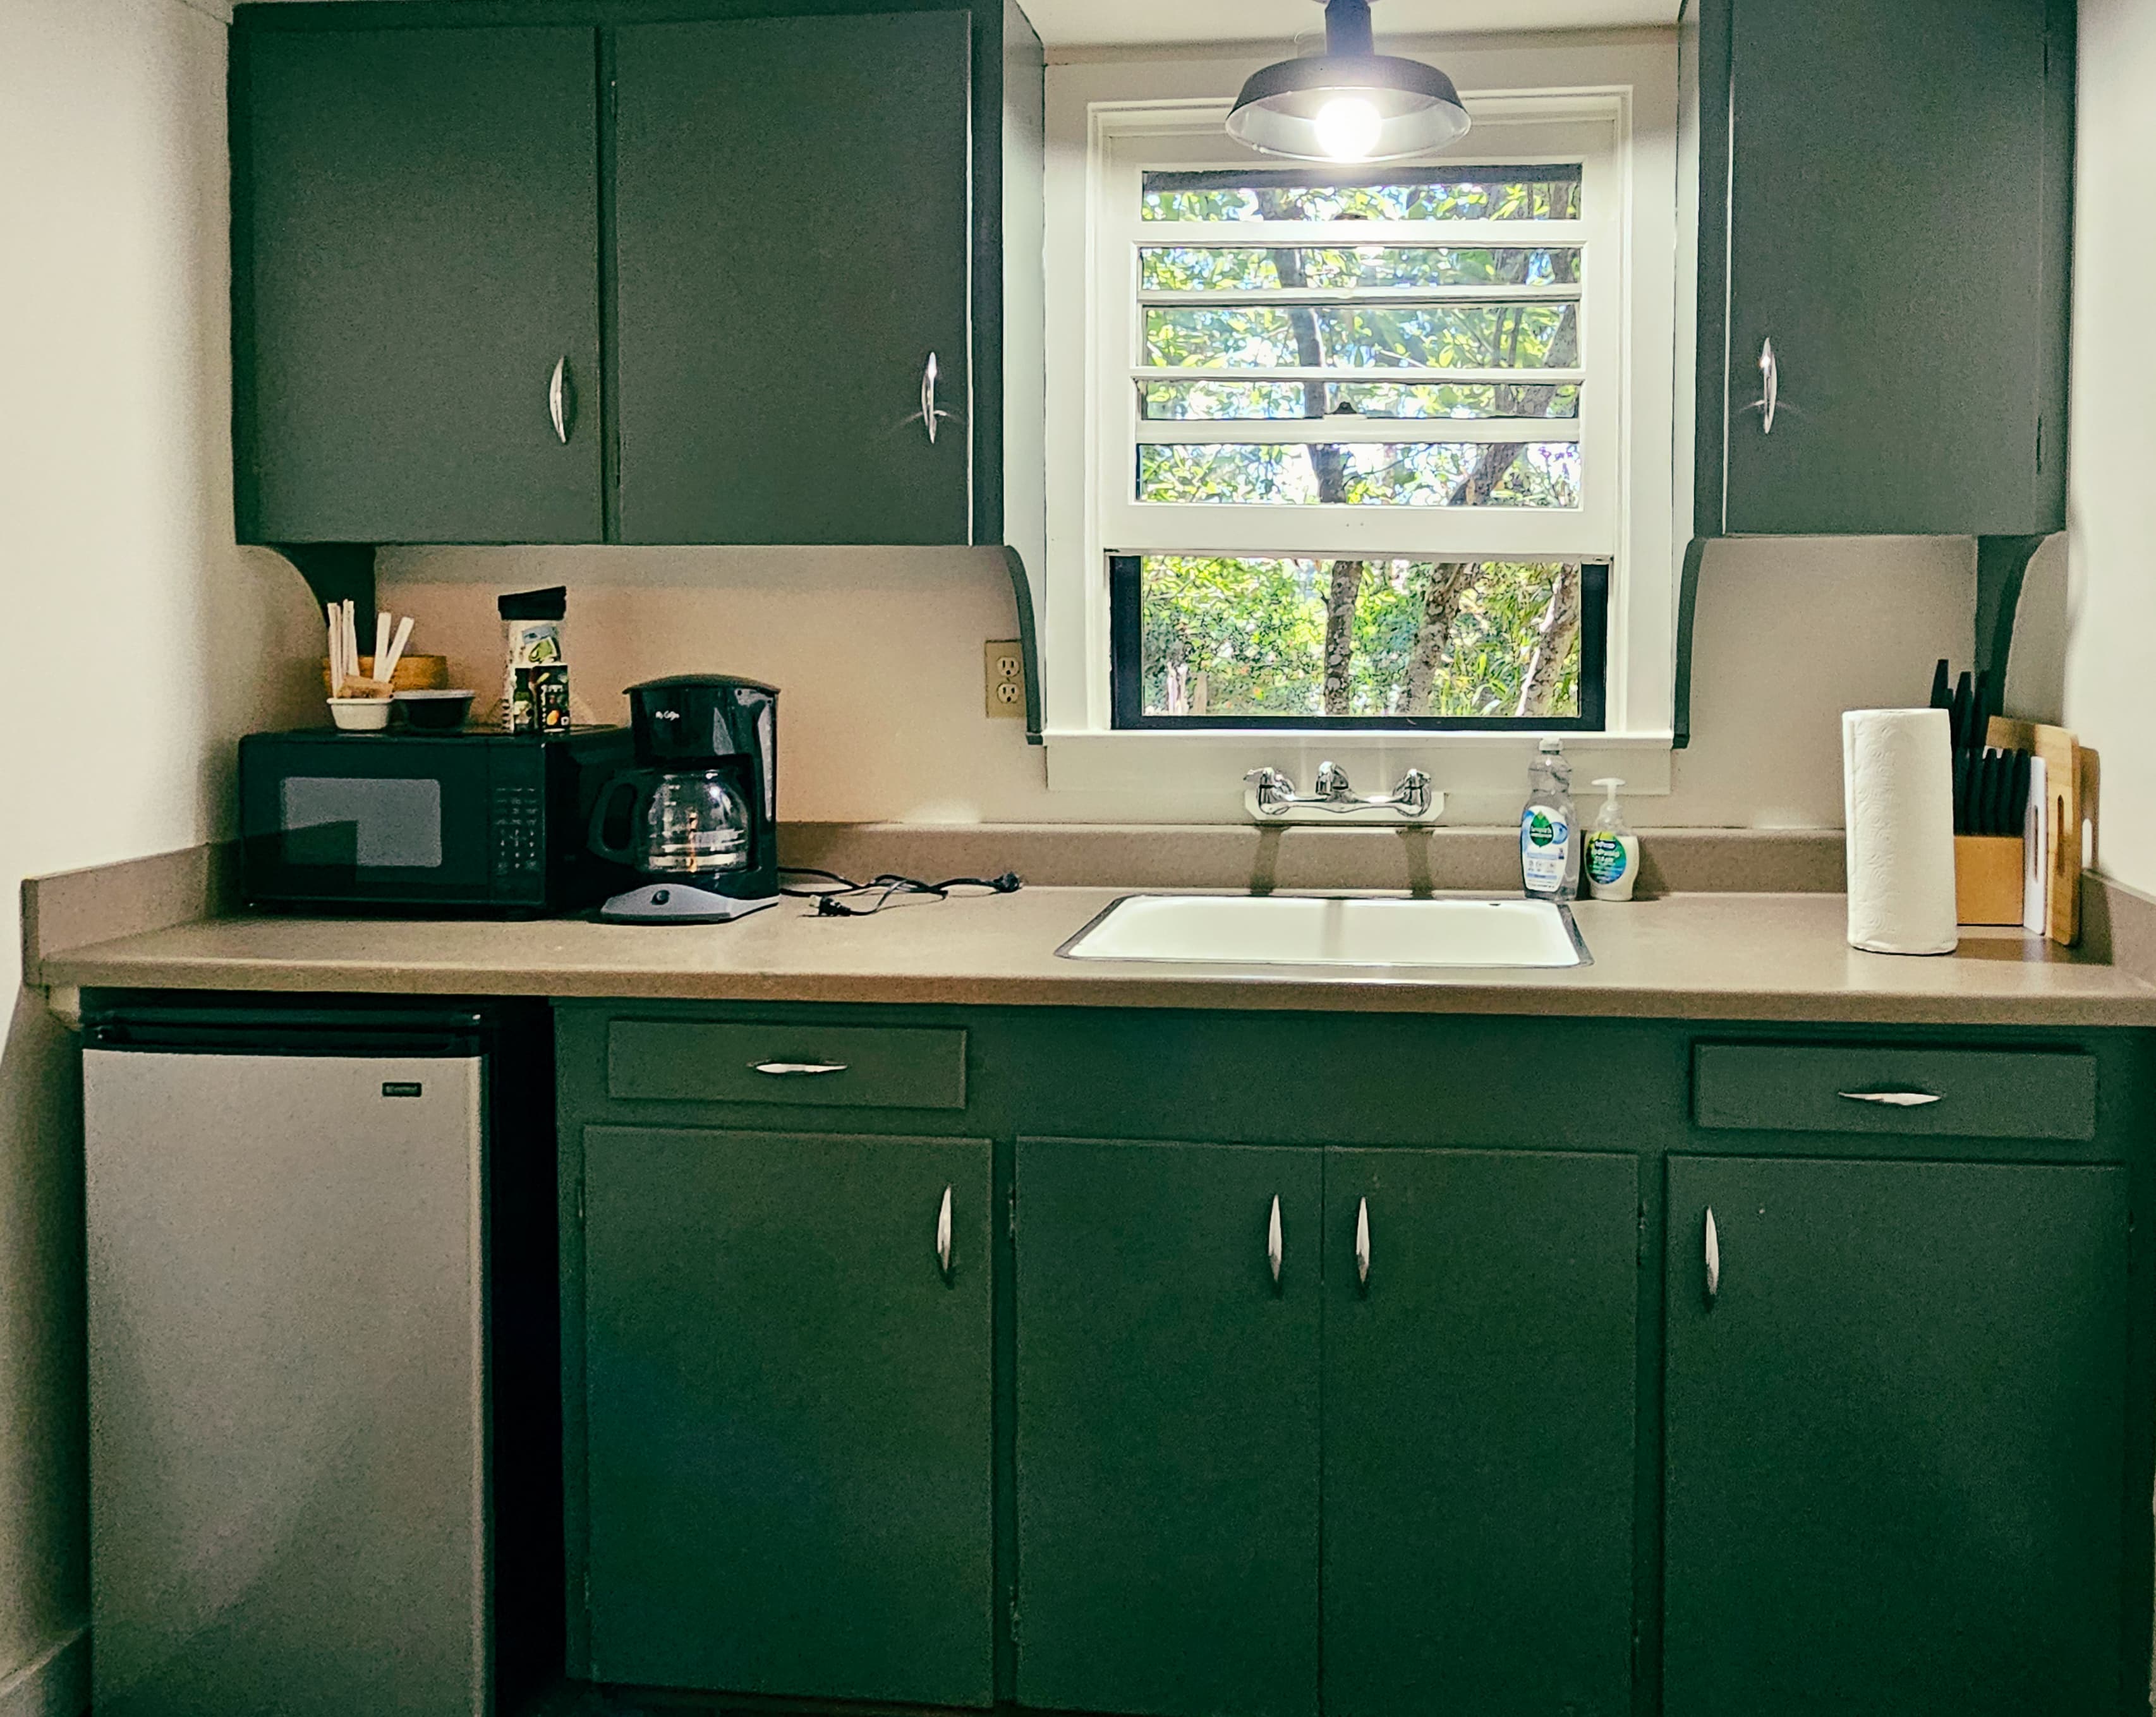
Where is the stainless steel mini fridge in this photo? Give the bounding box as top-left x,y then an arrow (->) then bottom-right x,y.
82,1002 -> 552,1717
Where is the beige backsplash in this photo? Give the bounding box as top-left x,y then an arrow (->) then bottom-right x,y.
378,533 -> 1978,829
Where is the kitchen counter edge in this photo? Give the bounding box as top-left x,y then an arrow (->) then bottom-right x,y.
33,887 -> 2156,1030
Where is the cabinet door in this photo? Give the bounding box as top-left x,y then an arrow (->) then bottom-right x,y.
1323,1150 -> 1638,1717
581,1126 -> 993,1705
1718,0 -> 2055,535
1665,1156 -> 2128,1717
614,15 -> 972,545
234,28 -> 603,543
1015,1138 -> 1321,1717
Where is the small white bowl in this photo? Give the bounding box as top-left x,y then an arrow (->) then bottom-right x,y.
327,697 -> 393,732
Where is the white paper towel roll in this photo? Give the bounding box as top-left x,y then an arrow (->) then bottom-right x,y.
1843,707 -> 1958,955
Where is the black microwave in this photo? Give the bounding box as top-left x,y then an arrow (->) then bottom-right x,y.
239,726 -> 637,914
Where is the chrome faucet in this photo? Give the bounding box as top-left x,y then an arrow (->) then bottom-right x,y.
1242,765 -> 1442,823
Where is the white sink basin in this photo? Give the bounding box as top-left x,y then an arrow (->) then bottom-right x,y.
1058,894 -> 1589,970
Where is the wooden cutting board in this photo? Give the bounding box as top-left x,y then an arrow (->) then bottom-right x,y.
1987,716 -> 2092,946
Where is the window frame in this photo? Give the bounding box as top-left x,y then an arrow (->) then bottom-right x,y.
1038,38 -> 1685,802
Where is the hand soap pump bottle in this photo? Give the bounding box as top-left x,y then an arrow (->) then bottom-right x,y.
1520,737 -> 1578,901
1586,778 -> 1641,900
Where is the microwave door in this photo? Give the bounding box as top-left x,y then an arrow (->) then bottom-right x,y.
279,776 -> 444,869
251,757 -> 497,906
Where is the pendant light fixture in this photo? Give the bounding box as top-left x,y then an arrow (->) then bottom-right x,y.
1227,0 -> 1470,164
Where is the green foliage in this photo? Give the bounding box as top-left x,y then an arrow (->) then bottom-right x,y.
1141,171 -> 1582,224
1140,558 -> 1579,719
1139,379 -> 1581,423
1141,245 -> 1570,292
1146,303 -> 1574,372
1137,442 -> 1578,508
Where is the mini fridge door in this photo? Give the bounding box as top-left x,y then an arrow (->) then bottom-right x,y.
84,1046 -> 487,1717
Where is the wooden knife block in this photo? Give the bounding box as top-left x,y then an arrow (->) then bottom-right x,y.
1954,835 -> 2025,927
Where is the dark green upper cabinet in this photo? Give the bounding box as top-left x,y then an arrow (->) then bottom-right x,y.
232,27 -> 605,545
1014,1138 -> 1323,1717
227,2 -> 1043,554
614,15 -> 971,545
579,1125 -> 995,1705
1693,0 -> 2073,536
1321,1149 -> 1638,1717
1664,1155 -> 2129,1717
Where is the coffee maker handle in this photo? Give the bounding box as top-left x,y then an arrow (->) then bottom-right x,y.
588,777 -> 645,865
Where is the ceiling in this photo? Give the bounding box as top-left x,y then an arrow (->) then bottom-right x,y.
1022,0 -> 1681,48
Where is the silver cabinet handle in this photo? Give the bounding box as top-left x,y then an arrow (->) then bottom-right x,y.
1354,1196 -> 1371,1289
1266,1195 -> 1283,1286
1758,337 -> 1779,435
936,1185 -> 954,1280
548,355 -> 571,444
921,352 -> 940,446
1838,1090 -> 1942,1109
749,1060 -> 848,1077
1704,1207 -> 1721,1306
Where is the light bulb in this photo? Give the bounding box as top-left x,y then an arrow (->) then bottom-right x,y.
1313,95 -> 1383,161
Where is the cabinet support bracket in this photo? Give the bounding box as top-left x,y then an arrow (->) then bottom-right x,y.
1002,545 -> 1044,745
270,543 -> 377,642
1973,534 -> 2049,700
1673,536 -> 1706,750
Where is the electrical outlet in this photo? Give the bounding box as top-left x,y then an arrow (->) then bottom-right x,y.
984,641 -> 1026,718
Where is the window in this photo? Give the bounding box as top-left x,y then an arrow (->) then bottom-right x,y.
1111,556 -> 1609,727
1042,45 -> 1682,796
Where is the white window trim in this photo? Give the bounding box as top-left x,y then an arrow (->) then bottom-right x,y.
1039,35 -> 1684,809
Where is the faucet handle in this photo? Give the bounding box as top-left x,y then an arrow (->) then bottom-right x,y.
1394,768 -> 1432,814
1243,766 -> 1296,816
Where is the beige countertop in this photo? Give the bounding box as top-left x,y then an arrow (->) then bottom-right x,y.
34,887 -> 2156,1027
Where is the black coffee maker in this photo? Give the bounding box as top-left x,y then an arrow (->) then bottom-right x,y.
588,675 -> 779,922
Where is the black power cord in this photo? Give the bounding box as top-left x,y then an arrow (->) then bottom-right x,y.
780,867 -> 1023,918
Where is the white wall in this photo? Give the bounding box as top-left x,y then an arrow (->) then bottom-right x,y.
0,0 -> 320,1682
2008,0 -> 2156,896
381,531 -> 1973,828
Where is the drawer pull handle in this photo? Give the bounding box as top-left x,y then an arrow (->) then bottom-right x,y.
936,1185 -> 954,1280
1837,1090 -> 1942,1108
750,1060 -> 849,1077
1704,1207 -> 1721,1306
1355,1196 -> 1371,1291
1267,1195 -> 1283,1286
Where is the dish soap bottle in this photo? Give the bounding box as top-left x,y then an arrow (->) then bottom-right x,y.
1520,738 -> 1577,901
1586,778 -> 1641,901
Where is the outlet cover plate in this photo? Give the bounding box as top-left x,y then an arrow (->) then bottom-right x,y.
985,640 -> 1025,718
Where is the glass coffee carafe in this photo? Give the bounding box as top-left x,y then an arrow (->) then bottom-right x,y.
638,770 -> 751,877
588,675 -> 780,924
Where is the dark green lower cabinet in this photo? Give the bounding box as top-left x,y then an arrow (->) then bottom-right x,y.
556,1006 -> 2150,1717
1322,1150 -> 1638,1717
1014,1138 -> 1323,1717
1664,1156 -> 2129,1717
580,1126 -> 994,1704
1014,1140 -> 1640,1717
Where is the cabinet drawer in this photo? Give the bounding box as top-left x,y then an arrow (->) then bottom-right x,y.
607,1020 -> 966,1111
1693,1044 -> 2096,1141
